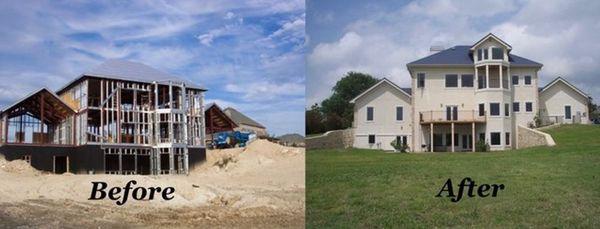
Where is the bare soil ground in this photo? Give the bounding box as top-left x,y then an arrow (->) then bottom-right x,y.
0,140 -> 305,228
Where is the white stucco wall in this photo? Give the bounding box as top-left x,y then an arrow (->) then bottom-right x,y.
409,64 -> 540,152
510,67 -> 539,127
539,80 -> 589,124
410,67 -> 479,152
353,82 -> 412,151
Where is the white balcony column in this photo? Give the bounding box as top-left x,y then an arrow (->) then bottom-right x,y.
507,67 -> 511,89
499,64 -> 503,89
472,122 -> 475,152
475,67 -> 478,88
451,123 -> 455,152
485,65 -> 489,89
430,123 -> 434,152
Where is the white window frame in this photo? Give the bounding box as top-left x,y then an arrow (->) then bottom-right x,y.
366,106 -> 374,122
417,73 -> 426,88
512,75 -> 519,86
490,132 -> 501,146
490,103 -> 501,116
445,74 -> 459,88
524,75 -> 532,86
525,102 -> 534,113
460,74 -> 474,88
368,134 -> 376,144
395,106 -> 404,122
564,104 -> 572,120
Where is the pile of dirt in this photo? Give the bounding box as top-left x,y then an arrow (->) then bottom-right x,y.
195,139 -> 301,173
0,139 -> 305,228
195,147 -> 245,172
245,139 -> 303,157
213,153 -> 239,170
0,155 -> 40,176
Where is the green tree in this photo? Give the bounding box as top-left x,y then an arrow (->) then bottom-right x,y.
588,99 -> 599,121
306,103 -> 324,134
320,72 -> 379,129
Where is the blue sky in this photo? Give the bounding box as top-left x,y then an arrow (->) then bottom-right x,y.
307,0 -> 600,106
0,0 -> 305,136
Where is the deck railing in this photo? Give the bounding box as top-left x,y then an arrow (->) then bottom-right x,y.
419,110 -> 486,123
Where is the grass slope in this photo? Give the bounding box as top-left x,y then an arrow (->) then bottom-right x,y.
307,125 -> 600,228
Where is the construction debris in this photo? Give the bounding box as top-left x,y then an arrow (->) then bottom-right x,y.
0,140 -> 305,227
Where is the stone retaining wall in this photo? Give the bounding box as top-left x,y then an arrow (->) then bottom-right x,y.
306,129 -> 354,150
516,125 -> 556,149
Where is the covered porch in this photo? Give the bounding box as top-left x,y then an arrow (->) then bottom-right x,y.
0,88 -> 75,145
204,103 -> 238,143
420,109 -> 486,152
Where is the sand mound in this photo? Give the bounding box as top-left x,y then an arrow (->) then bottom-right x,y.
0,158 -> 40,176
194,140 -> 303,174
248,139 -> 304,157
0,140 -> 305,227
213,153 -> 239,170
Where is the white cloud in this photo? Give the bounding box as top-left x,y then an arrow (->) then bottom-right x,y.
270,15 -> 305,39
307,0 -> 600,105
225,11 -> 235,19
0,0 -> 305,136
225,81 -> 304,101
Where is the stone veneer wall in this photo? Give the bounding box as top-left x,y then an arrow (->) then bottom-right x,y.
516,125 -> 556,149
306,129 -> 354,150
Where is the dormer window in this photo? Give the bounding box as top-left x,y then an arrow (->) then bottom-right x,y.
492,47 -> 503,60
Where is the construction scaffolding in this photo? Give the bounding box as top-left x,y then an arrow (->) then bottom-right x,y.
72,78 -> 206,175
0,60 -> 208,175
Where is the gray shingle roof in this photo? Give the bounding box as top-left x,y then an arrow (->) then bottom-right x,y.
223,107 -> 266,129
401,87 -> 412,95
57,59 -> 205,93
407,46 -> 543,68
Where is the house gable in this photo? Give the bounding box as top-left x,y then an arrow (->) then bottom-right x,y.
540,77 -> 590,101
470,33 -> 512,51
350,78 -> 411,104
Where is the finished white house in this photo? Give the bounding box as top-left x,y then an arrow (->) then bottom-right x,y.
351,33 -> 591,152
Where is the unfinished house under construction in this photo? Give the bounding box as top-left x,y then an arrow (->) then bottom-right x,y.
0,59 -> 206,175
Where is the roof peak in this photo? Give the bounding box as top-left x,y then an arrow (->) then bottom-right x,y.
470,33 -> 512,50
57,59 -> 205,94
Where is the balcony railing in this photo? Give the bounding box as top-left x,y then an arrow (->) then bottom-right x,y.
420,110 -> 486,123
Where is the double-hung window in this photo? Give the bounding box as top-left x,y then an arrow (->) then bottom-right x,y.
525,102 -> 533,112
461,74 -> 473,87
478,104 -> 485,116
445,74 -> 458,88
491,132 -> 501,145
490,103 -> 500,116
396,106 -> 403,121
417,73 -> 425,88
524,76 -> 532,85
492,47 -> 503,60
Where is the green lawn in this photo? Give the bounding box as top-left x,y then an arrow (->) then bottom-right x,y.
306,125 -> 600,228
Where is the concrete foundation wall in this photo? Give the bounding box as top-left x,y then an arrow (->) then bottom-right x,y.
306,129 -> 354,150
0,144 -> 104,174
